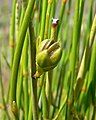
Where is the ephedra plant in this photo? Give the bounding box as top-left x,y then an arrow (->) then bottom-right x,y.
0,0 -> 96,120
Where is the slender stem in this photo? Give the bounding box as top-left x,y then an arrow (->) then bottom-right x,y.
9,0 -> 17,67
16,66 -> 23,109
57,0 -> 67,37
8,0 -> 17,104
37,73 -> 45,101
23,33 -> 29,120
48,0 -> 56,38
42,80 -> 49,119
40,0 -> 48,41
28,81 -> 33,120
46,71 -> 52,117
44,0 -> 53,39
70,0 -> 79,79
15,2 -> 19,42
29,23 -> 38,120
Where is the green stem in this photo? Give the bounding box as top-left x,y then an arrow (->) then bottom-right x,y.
42,80 -> 49,119
48,0 -> 56,38
15,2 -> 19,42
44,0 -> 53,39
70,0 -> 79,78
37,73 -> 45,101
9,0 -> 17,67
16,66 -> 23,109
46,71 -> 52,118
23,33 -> 29,120
40,0 -> 48,41
57,0 -> 67,37
29,23 -> 38,120
28,82 -> 33,120
8,0 -> 17,104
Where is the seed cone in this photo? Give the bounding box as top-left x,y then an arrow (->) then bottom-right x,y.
35,39 -> 62,78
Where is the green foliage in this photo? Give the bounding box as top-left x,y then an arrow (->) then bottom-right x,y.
0,0 -> 96,120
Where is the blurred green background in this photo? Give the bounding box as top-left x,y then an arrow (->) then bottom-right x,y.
0,0 -> 11,107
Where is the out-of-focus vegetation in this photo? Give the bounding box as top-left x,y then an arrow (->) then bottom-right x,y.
0,0 -> 11,99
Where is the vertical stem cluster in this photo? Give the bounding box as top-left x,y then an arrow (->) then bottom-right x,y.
66,0 -> 79,119
1,0 -> 96,119
10,0 -> 35,102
